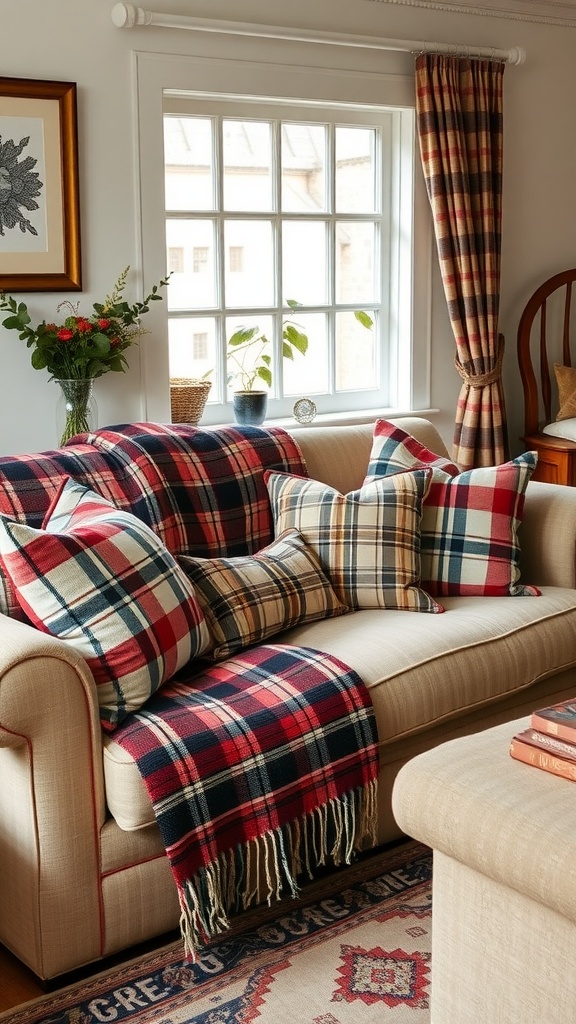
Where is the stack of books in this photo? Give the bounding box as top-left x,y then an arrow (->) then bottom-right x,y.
510,700 -> 576,781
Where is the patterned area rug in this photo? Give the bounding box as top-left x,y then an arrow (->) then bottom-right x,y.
3,841 -> 432,1024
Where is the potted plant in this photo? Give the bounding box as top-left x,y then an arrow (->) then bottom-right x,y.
227,300 -> 309,425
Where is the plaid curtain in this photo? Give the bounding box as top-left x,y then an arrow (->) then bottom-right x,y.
415,53 -> 507,469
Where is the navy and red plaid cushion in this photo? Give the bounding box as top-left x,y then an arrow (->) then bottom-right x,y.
266,469 -> 443,612
364,420 -> 540,597
179,528 -> 348,660
0,478 -> 211,732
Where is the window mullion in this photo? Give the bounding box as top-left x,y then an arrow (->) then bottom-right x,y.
273,118 -> 283,399
214,115 -> 227,403
327,122 -> 336,395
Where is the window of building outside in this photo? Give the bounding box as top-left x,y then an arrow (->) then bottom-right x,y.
162,94 -> 423,422
192,332 -> 209,360
168,247 -> 184,274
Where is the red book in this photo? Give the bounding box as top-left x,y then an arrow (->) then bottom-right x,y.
530,699 -> 576,744
510,733 -> 576,782
514,727 -> 576,762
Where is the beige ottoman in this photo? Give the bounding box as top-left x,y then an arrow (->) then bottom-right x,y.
392,716 -> 576,1024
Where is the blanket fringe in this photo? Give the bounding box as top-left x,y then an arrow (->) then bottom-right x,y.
179,779 -> 378,959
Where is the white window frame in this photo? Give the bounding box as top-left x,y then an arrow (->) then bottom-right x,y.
134,50 -> 432,426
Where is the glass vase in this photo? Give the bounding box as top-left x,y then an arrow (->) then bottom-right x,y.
55,378 -> 98,447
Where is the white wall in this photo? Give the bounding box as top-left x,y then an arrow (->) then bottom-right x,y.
1,0 -> 574,456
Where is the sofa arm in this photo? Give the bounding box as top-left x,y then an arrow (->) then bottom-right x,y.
0,615 -> 108,978
520,480 -> 576,588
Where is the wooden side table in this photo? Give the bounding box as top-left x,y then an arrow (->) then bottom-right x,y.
522,432 -> 576,485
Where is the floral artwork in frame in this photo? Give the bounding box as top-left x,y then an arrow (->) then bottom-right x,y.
0,77 -> 81,292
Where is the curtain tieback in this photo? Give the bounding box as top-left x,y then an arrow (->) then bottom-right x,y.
454,334 -> 505,389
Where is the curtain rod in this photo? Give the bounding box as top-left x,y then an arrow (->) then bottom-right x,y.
110,3 -> 526,65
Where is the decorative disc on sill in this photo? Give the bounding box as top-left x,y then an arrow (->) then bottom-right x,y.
293,398 -> 317,424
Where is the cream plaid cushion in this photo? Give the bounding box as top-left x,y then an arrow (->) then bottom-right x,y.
0,477 -> 211,732
179,528 -> 348,659
265,470 -> 443,613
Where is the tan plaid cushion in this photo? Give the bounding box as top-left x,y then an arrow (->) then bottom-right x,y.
179,528 -> 348,659
265,470 -> 443,613
554,364 -> 576,421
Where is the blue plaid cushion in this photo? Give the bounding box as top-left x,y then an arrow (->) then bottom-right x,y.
0,478 -> 211,732
364,420 -> 540,597
265,470 -> 443,612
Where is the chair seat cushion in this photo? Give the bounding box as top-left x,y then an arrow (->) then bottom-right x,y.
103,587 -> 576,830
542,419 -> 576,441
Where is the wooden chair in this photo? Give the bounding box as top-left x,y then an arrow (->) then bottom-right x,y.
517,268 -> 576,484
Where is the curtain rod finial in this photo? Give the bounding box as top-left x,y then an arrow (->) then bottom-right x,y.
111,2 -> 152,28
508,46 -> 526,65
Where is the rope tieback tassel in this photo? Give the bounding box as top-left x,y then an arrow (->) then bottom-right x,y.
454,334 -> 505,389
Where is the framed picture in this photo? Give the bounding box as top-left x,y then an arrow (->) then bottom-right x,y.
0,77 -> 81,291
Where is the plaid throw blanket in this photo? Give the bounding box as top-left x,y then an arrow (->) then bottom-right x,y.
113,644 -> 379,957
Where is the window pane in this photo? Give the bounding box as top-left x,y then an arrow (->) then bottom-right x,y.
282,221 -> 328,305
283,312 -> 328,396
226,314 -> 273,394
223,120 -> 273,211
164,116 -> 214,212
224,221 -> 274,307
166,219 -> 217,310
335,221 -> 377,304
168,316 -> 216,383
335,311 -> 376,391
281,123 -> 326,212
335,126 -> 377,213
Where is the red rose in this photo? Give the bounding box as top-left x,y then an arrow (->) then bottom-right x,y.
97,318 -> 111,330
76,317 -> 92,334
57,328 -> 74,342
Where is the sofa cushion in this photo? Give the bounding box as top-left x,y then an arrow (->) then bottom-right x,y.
179,528 -> 347,660
0,478 -> 211,732
103,587 -> 576,830
365,419 -> 540,597
265,469 -> 442,613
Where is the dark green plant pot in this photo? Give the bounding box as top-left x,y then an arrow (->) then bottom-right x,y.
233,391 -> 268,426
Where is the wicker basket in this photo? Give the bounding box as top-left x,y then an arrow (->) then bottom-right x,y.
170,378 -> 212,425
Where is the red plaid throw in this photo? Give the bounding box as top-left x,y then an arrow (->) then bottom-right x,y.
0,422 -> 306,618
84,422 -> 308,558
113,644 -> 379,957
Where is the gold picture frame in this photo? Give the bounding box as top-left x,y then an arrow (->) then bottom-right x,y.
0,77 -> 81,291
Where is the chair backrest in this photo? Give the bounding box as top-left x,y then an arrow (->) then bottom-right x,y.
517,268 -> 576,435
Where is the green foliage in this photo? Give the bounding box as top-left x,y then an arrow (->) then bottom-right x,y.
226,301 -> 309,392
226,301 -> 373,392
354,309 -> 374,330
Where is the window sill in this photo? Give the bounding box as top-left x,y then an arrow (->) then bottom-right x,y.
210,407 -> 440,430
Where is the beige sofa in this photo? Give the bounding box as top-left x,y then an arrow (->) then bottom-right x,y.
2,416 -> 576,983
